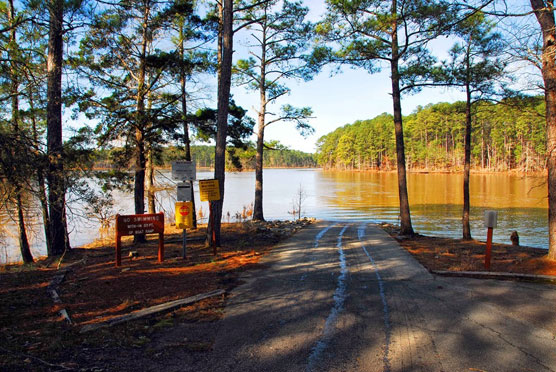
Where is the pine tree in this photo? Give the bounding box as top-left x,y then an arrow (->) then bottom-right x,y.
317,0 -> 453,236
443,10 -> 505,240
234,0 -> 313,221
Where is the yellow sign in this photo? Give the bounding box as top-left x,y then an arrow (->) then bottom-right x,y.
199,179 -> 221,201
175,202 -> 193,229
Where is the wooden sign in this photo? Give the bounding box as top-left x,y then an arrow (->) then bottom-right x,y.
199,179 -> 220,201
115,213 -> 165,267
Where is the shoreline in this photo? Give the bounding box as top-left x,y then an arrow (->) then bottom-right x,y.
2,220 -> 552,269
89,165 -> 547,177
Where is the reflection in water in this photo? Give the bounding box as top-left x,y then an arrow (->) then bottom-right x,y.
316,171 -> 547,249
0,169 -> 549,263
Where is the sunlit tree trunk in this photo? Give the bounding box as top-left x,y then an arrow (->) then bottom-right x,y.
531,0 -> 556,260
146,91 -> 156,215
463,77 -> 472,240
208,0 -> 233,246
391,0 -> 414,236
253,32 -> 267,221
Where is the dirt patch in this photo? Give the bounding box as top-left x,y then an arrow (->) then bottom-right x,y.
379,223 -> 556,276
0,220 -> 312,372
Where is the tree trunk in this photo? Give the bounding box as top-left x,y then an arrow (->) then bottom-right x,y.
180,35 -> 197,228
253,110 -> 265,220
8,0 -> 33,263
133,3 -> 151,243
462,80 -> 472,240
390,0 -> 414,236
15,194 -> 33,263
481,126 -> 485,169
146,147 -> 155,214
46,0 -> 68,256
146,90 -> 156,215
531,0 -> 556,260
253,36 -> 267,221
208,0 -> 233,246
29,84 -> 51,256
134,126 -> 147,242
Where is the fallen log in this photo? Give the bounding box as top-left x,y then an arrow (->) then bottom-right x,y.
80,289 -> 226,333
47,270 -> 73,324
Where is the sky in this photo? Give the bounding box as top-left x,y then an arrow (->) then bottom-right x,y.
231,66 -> 467,154
63,0 -> 537,154
226,0 -> 536,154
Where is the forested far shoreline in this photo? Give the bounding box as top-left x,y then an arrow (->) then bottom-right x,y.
93,145 -> 317,170
316,98 -> 546,173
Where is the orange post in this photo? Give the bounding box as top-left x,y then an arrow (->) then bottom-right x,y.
158,232 -> 164,263
485,227 -> 493,270
210,201 -> 216,255
115,214 -> 122,267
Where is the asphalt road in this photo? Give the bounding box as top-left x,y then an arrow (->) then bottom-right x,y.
203,221 -> 556,372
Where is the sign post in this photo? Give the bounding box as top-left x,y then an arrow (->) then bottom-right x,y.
176,202 -> 194,259
199,179 -> 221,254
483,210 -> 498,271
173,160 -> 197,258
115,213 -> 164,267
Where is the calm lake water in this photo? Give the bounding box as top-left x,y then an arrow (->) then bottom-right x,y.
0,169 -> 548,264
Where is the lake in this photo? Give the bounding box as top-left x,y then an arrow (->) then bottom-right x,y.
0,169 -> 548,264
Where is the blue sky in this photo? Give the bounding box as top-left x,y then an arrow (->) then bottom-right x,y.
228,0 -> 464,154
64,0 -> 535,154
228,0 -> 535,154
231,65 -> 468,154
232,69 -> 465,152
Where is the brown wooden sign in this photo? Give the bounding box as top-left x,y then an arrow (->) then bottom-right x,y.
115,213 -> 164,267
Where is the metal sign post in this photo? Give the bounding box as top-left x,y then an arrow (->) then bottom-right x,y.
176,202 -> 193,259
484,210 -> 498,270
172,160 -> 196,259
182,229 -> 187,260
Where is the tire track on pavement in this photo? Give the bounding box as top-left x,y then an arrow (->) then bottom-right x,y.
306,224 -> 349,372
358,224 -> 392,372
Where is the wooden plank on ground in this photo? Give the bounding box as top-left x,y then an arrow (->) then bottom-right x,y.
48,270 -> 68,289
80,289 -> 226,333
432,270 -> 556,283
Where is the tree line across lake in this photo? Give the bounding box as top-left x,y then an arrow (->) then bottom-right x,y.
94,145 -> 317,170
316,97 -> 546,173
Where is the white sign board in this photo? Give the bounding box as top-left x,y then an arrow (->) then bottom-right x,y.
177,181 -> 193,202
171,160 -> 196,181
484,210 -> 498,228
